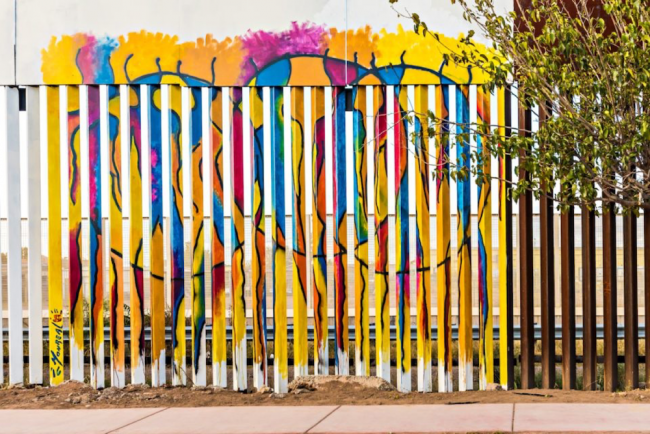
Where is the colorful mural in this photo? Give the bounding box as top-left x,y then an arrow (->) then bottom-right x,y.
41,24 -> 490,86
250,86 -> 267,388
373,85 -> 390,383
456,84 -> 473,392
414,84 -> 431,392
353,86 -> 370,377
332,86 -> 349,376
169,85 -> 186,386
291,87 -> 309,379
477,87 -> 494,390
436,85 -> 453,393
394,85 -> 411,393
16,0 -> 519,396
190,86 -> 207,387
210,87 -> 227,388
149,84 -> 166,387
88,85 -> 104,389
67,86 -> 84,383
270,86 -> 288,392
108,85 -> 125,388
129,85 -> 146,386
497,86 -> 513,390
230,87 -> 248,391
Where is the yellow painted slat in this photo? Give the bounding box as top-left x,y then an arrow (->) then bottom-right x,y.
436,85 -> 453,392
415,85 -> 431,392
291,87 -> 309,378
395,85 -> 411,392
230,87 -> 247,391
210,87 -> 227,387
271,86 -> 288,391
373,86 -> 390,382
250,87 -> 267,388
108,86 -> 125,387
477,87 -> 494,389
129,86 -> 146,385
67,85 -> 84,382
311,86 -> 328,376
353,86 -> 370,377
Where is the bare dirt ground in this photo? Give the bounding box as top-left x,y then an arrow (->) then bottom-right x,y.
0,376 -> 648,410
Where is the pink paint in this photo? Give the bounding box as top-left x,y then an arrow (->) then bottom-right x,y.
324,56 -> 356,86
76,36 -> 98,84
231,89 -> 245,209
88,86 -> 101,215
241,22 -> 328,83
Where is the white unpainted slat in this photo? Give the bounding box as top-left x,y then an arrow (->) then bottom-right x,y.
345,102 -> 353,216
305,88 -> 312,217
304,88 -> 313,311
324,87 -> 334,330
491,88 -> 499,216
27,87 -> 43,385
222,88 -> 231,221
530,103 -> 540,216
242,87 -> 252,219
449,86 -> 457,216
204,87 -> 223,388
386,86 -> 396,215
141,85 -> 151,220
0,118 -> 3,384
91,85 -> 105,389
99,85 -> 123,388
160,85 -> 172,309
232,86 -> 248,391
324,87 -> 333,217
80,86 -> 89,221
171,85 -> 189,387
469,85 -> 478,216
146,85 -> 167,387
80,85 -> 100,388
4,87 -> 24,385
386,86 -> 396,269
428,85 -> 436,216
366,86 -> 374,217
262,87 -> 272,217
161,85 -> 170,221
365,86 -> 375,338
127,85 -> 146,387
510,86 -> 519,215
283,87 -> 292,216
202,88 -> 212,383
406,87 -> 417,382
407,85 -> 416,216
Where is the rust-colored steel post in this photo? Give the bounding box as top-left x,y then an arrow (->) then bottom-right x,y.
582,207 -> 597,390
538,103 -> 555,389
623,211 -> 639,390
602,203 -> 618,392
645,211 -> 650,386
560,204 -> 576,390
518,103 -> 534,389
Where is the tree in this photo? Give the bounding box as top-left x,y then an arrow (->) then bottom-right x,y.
392,0 -> 650,213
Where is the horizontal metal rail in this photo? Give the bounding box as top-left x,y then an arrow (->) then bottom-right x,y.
4,323 -> 644,342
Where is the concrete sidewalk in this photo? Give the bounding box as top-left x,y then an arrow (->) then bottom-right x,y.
2,404 -> 650,433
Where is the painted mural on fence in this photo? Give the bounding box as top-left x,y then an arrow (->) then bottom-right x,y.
41,24 -> 491,86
